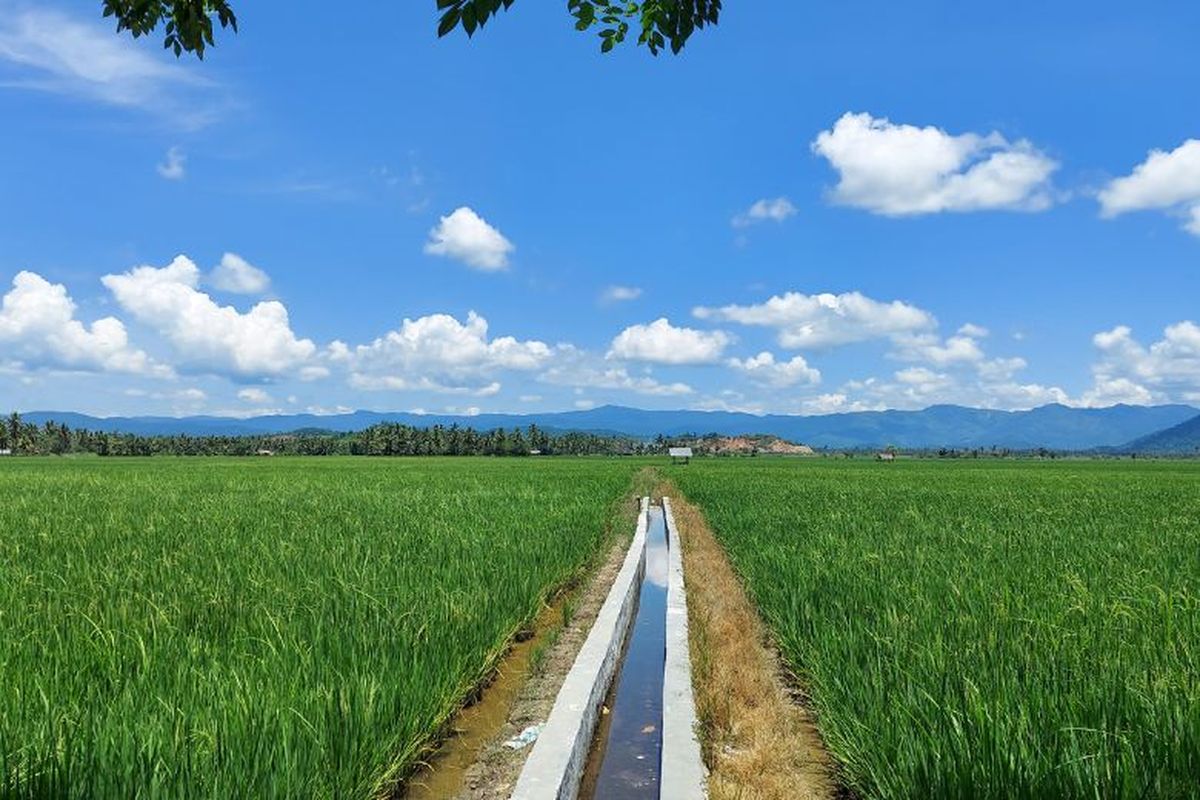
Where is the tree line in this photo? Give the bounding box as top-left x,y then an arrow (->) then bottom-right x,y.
0,413 -> 655,457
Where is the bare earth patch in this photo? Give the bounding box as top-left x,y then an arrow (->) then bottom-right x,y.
658,479 -> 839,800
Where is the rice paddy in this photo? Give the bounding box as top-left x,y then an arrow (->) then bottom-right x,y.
4,456 -> 1198,799
672,459 -> 1200,799
0,457 -> 639,798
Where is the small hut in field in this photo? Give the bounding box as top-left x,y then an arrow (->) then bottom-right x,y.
668,446 -> 693,465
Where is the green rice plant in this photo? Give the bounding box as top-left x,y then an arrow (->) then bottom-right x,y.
674,459 -> 1200,799
0,457 -> 639,798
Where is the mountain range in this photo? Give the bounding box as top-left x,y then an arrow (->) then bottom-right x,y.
1121,413 -> 1200,455
20,403 -> 1200,451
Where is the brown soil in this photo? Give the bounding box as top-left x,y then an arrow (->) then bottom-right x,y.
680,436 -> 816,456
403,470 -> 654,800
657,479 -> 838,800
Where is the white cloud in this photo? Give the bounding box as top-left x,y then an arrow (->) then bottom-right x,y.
208,253 -> 270,295
1098,139 -> 1200,236
0,6 -> 216,125
830,369 -> 1071,412
797,392 -> 873,415
102,255 -> 317,379
600,285 -> 643,304
349,374 -> 502,395
728,351 -> 821,388
1084,322 -> 1200,404
1186,205 -> 1200,236
237,387 -> 271,404
690,393 -> 768,414
958,323 -> 989,338
984,382 -> 1071,408
1080,377 -> 1155,407
891,332 -> 985,366
424,207 -> 514,271
539,354 -> 693,397
811,112 -> 1058,216
0,270 -> 162,375
156,146 -> 186,180
695,291 -> 934,349
607,318 -> 730,365
893,366 -> 954,393
976,356 -> 1028,382
339,310 -> 551,394
732,197 -> 797,228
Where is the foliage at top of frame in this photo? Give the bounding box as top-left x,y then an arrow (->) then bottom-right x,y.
99,1 -> 719,59
102,0 -> 237,58
437,0 -> 723,55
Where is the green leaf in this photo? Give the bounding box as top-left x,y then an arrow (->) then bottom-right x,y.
437,7 -> 462,37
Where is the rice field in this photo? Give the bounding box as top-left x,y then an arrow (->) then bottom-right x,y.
673,459 -> 1200,799
0,457 -> 639,798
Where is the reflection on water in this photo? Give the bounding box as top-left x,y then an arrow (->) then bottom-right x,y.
580,505 -> 667,800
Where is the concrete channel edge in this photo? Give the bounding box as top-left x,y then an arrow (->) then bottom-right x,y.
509,497 -> 650,800
661,497 -> 708,799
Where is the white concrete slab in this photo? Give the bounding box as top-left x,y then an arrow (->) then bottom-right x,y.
661,497 -> 708,799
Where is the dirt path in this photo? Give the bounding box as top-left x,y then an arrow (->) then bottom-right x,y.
657,479 -> 839,800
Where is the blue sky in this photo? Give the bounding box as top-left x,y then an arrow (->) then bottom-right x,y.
2,1 -> 1199,418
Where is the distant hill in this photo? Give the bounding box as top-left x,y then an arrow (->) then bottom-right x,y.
1120,413 -> 1200,455
20,403 -> 1200,451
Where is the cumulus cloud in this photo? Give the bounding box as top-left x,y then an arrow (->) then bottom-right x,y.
695,291 -> 934,349
732,197 -> 797,228
893,366 -> 954,393
600,285 -> 643,304
830,369 -> 1071,412
976,356 -> 1028,382
728,351 -> 821,388
0,270 -> 162,375
797,393 -> 854,415
1080,377 -> 1155,407
424,207 -> 514,271
607,318 -> 731,365
102,255 -> 317,379
811,112 -> 1058,216
1084,322 -> 1200,404
958,323 -> 989,338
336,310 -> 551,394
237,387 -> 271,404
1098,139 -> 1200,235
156,146 -> 186,180
540,347 -> 693,396
891,332 -> 985,366
208,252 -> 270,295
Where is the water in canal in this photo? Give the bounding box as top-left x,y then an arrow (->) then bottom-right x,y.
579,503 -> 669,800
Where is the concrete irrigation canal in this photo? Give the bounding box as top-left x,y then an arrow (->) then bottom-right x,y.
510,498 -> 705,800
578,502 -> 668,798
